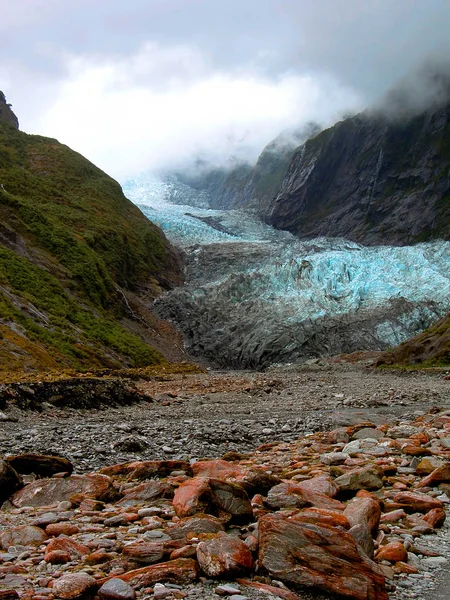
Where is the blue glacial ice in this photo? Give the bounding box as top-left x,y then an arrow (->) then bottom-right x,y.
122,175 -> 450,367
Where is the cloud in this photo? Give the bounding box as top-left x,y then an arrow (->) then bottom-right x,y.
31,43 -> 361,177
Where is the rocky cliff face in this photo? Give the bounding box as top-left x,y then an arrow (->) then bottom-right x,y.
172,125 -> 319,212
266,102 -> 450,245
0,91 -> 19,129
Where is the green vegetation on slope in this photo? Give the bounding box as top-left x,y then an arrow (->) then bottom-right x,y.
376,315 -> 450,368
0,119 -> 182,372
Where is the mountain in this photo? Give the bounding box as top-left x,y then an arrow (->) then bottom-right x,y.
265,101 -> 450,245
0,92 -> 185,373
170,124 -> 320,212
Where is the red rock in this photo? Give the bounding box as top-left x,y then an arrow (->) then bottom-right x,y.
0,460 -> 23,504
45,536 -> 90,560
115,481 -> 174,507
415,457 -> 445,475
237,578 -> 301,600
172,477 -> 252,519
172,477 -> 211,517
291,507 -> 350,529
258,513 -> 388,600
11,474 -> 116,507
393,562 -> 419,574
99,460 -> 192,479
97,558 -> 198,588
122,540 -> 184,564
344,495 -> 381,535
44,550 -> 71,564
52,573 -> 96,599
45,523 -> 79,537
375,541 -> 407,563
196,532 -> 254,577
294,475 -> 339,497
166,514 -> 224,540
423,507 -> 446,528
380,509 -> 406,523
0,525 -> 47,550
6,454 -> 73,477
334,466 -> 384,492
170,546 -> 197,560
191,459 -> 245,480
417,464 -> 450,487
392,491 -> 444,513
0,592 -> 19,600
401,445 -> 431,456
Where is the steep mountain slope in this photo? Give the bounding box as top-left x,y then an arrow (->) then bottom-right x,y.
266,101 -> 450,245
376,315 -> 450,367
171,125 -> 319,212
0,93 -> 185,373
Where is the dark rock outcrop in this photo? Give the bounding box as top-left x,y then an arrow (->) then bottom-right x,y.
266,102 -> 450,245
0,92 -> 19,129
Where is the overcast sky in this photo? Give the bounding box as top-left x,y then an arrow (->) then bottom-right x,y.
1,0 -> 450,177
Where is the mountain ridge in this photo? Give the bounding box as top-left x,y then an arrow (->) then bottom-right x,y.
0,92 -> 187,373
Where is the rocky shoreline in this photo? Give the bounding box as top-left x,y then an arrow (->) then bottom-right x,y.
1,365 -> 450,600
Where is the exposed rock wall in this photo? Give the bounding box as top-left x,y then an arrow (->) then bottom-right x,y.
0,91 -> 19,129
265,103 -> 450,245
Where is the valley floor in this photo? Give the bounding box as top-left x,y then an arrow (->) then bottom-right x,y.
2,362 -> 450,600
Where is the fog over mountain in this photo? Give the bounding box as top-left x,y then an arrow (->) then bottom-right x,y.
2,1 -> 450,176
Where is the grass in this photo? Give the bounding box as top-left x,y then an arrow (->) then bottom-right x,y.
0,121 -> 181,371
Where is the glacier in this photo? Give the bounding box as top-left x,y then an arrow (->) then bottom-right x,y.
122,174 -> 450,368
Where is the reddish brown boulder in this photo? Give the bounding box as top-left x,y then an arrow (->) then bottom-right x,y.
267,482 -> 344,511
417,464 -> 450,488
44,550 -> 71,564
97,558 -> 198,588
122,540 -> 185,564
166,514 -> 224,540
0,525 -> 47,550
380,509 -> 406,523
115,481 -> 173,507
196,532 -> 254,577
237,578 -> 301,600
191,460 -> 280,494
0,459 -> 23,504
172,477 -> 251,519
100,460 -> 191,480
10,474 -> 116,507
0,591 -> 19,600
45,536 -> 90,560
334,466 -> 384,493
296,475 -> 338,497
45,523 -> 79,537
292,507 -> 350,529
392,491 -> 444,513
344,495 -> 381,535
423,507 -> 446,528
6,454 -> 73,477
258,513 -> 388,600
376,541 -> 407,563
52,573 -> 96,599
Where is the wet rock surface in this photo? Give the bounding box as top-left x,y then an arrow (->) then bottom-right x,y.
1,364 -> 450,599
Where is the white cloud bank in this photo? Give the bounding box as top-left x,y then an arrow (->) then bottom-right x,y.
31,43 -> 362,178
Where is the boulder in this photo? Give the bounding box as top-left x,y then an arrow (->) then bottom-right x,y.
97,558 -> 198,588
196,532 -> 254,577
258,513 -> 388,600
267,482 -> 344,511
423,507 -> 446,528
417,464 -> 450,488
52,573 -> 96,599
335,466 -> 383,493
45,536 -> 90,560
10,473 -> 116,507
376,541 -> 407,563
166,514 -> 224,540
291,507 -> 350,529
98,578 -> 136,600
115,481 -> 173,507
172,477 -> 252,519
0,459 -> 23,504
100,460 -> 192,480
0,525 -> 47,550
349,524 -> 375,559
392,491 -> 444,513
6,453 -> 73,477
344,493 -> 381,535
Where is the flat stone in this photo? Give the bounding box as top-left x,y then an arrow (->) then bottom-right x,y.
0,526 -> 47,550
98,578 -> 136,600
